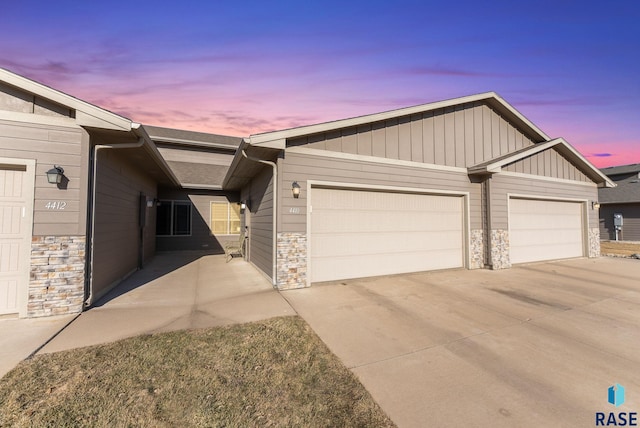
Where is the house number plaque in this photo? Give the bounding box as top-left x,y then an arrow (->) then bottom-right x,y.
45,201 -> 67,210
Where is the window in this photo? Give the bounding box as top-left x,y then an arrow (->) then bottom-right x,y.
156,200 -> 192,236
211,202 -> 241,235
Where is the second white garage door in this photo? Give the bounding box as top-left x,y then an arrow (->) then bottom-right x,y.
509,198 -> 584,264
310,188 -> 464,282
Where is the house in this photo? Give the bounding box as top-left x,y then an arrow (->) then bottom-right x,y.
230,95 -> 613,288
598,164 -> 640,241
0,68 -> 614,318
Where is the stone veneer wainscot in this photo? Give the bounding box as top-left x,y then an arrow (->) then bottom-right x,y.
490,229 -> 511,270
276,232 -> 307,289
588,228 -> 600,258
470,229 -> 484,269
29,236 -> 85,317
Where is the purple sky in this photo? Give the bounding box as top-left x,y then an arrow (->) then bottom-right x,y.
2,0 -> 639,167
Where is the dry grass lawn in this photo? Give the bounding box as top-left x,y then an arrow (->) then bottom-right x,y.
600,240 -> 640,257
0,316 -> 395,428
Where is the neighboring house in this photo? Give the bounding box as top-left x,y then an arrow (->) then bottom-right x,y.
598,164 -> 640,241
0,68 -> 614,318
0,69 -> 242,319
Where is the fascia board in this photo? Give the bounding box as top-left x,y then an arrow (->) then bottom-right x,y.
471,137 -> 615,188
552,138 -> 616,188
249,93 -> 502,145
132,124 -> 181,187
222,139 -> 250,189
484,139 -> 560,172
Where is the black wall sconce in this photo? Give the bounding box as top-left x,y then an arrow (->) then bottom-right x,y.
592,201 -> 600,210
46,165 -> 65,184
292,181 -> 301,199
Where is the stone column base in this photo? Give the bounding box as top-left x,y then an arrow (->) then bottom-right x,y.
490,229 -> 511,270
588,228 -> 600,258
470,229 -> 484,269
276,232 -> 308,289
29,236 -> 85,318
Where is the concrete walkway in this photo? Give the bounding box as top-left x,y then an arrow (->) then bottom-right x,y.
0,314 -> 76,378
38,253 -> 295,354
0,253 -> 294,377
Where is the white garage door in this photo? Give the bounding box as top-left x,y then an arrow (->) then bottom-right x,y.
310,188 -> 464,282
509,198 -> 584,264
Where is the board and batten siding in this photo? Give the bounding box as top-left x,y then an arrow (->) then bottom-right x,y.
241,166 -> 274,278
287,102 -> 536,168
503,148 -> 591,182
489,174 -> 598,231
280,151 -> 480,233
156,189 -> 240,252
0,118 -> 89,236
92,149 -> 157,300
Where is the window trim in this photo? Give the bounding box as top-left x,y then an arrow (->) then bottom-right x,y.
156,199 -> 193,237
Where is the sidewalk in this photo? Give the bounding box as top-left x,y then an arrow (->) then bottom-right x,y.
0,314 -> 76,378
1,253 -> 294,376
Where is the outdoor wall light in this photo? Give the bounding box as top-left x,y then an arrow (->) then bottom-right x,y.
292,181 -> 301,199
592,201 -> 600,210
46,165 -> 65,184
240,201 -> 247,210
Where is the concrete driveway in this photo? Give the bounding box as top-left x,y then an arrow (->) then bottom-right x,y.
283,257 -> 640,428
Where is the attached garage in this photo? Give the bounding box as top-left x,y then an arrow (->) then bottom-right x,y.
509,197 -> 585,264
310,187 -> 465,282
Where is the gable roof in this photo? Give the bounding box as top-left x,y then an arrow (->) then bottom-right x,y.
598,163 -> 640,203
247,92 -> 550,149
144,125 -> 243,151
600,163 -> 640,177
469,138 -> 614,187
0,68 -> 133,131
469,138 -> 615,187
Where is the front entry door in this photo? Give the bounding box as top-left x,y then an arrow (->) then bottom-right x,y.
0,160 -> 35,317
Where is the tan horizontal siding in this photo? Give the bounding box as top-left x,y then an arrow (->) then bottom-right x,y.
490,174 -> 598,230
92,150 -> 157,299
599,203 -> 640,241
243,166 -> 273,278
280,151 -> 482,231
0,119 -> 87,236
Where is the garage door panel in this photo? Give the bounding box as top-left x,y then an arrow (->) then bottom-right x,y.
510,198 -> 584,264
312,248 -> 463,283
312,230 -> 464,257
311,188 -> 464,282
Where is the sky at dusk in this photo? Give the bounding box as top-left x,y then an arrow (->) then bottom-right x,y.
1,0 -> 639,167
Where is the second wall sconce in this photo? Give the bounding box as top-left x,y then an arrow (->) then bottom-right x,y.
292,181 -> 301,199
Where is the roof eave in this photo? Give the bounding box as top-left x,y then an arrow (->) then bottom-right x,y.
249,92 -> 550,148
468,138 -> 615,187
0,68 -> 132,131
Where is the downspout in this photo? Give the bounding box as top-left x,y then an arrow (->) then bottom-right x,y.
84,134 -> 145,307
484,175 -> 492,268
241,149 -> 278,287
